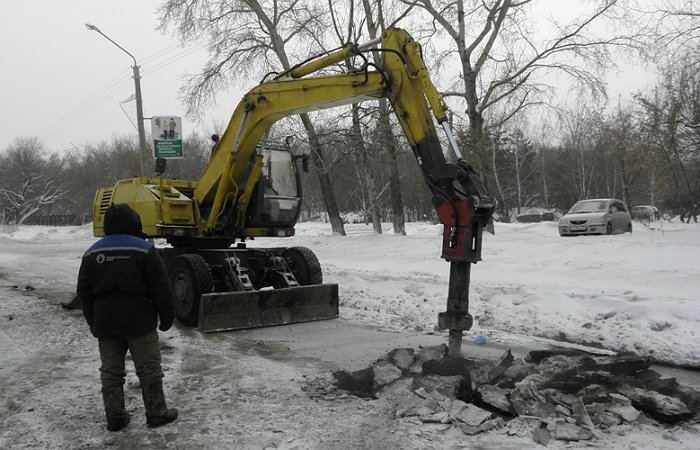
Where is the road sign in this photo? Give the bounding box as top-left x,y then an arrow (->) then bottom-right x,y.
151,116 -> 183,158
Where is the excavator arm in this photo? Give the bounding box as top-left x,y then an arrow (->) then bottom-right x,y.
194,71 -> 386,234
195,27 -> 495,354
197,28 -> 491,222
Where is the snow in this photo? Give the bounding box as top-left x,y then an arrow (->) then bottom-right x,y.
271,220 -> 699,368
1,220 -> 699,448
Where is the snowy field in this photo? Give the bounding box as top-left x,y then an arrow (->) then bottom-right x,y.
1,219 -> 699,449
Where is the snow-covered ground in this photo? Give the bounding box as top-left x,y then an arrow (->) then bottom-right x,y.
1,219 -> 699,449
281,220 -> 699,368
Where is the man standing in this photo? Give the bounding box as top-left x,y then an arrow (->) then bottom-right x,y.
77,204 -> 178,431
168,118 -> 177,139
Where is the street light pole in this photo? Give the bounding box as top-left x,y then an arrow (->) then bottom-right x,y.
86,23 -> 148,177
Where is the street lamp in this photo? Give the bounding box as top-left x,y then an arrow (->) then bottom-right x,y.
85,23 -> 148,177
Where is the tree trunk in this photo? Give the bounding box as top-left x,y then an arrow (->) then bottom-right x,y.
361,0 -> 403,234
491,138 -> 507,219
515,149 -> 522,215
541,149 -> 549,209
578,144 -> 587,199
620,154 -> 631,208
463,71 -> 485,156
378,100 -> 406,235
299,113 -> 346,236
352,104 -> 382,233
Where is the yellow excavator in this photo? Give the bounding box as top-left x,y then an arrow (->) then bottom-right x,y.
79,27 -> 494,354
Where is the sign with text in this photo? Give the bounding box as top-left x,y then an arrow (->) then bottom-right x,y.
151,116 -> 183,158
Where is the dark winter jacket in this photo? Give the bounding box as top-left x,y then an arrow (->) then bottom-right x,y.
77,204 -> 174,338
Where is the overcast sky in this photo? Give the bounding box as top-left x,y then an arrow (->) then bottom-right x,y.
0,1 -> 654,154
0,0 -> 241,153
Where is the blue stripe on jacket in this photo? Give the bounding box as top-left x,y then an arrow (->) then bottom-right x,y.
84,234 -> 152,257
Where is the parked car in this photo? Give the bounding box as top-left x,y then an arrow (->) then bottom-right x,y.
558,198 -> 632,236
631,205 -> 660,221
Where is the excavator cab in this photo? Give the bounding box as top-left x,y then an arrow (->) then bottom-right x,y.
247,144 -> 303,228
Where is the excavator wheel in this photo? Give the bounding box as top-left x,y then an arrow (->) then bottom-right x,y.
283,246 -> 323,285
170,254 -> 214,326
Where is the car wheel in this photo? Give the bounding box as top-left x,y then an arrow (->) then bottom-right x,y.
627,223 -> 632,234
606,223 -> 613,235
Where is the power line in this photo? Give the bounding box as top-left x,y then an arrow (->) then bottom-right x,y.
143,45 -> 205,76
141,42 -> 181,65
40,43 -> 206,146
40,72 -> 133,142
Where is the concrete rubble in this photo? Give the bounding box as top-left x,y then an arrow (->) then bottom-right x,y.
328,345 -> 700,444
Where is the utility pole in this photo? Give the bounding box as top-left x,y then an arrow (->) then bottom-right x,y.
133,64 -> 147,176
86,23 -> 148,177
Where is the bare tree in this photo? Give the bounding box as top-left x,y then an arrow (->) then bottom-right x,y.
507,127 -> 536,215
0,138 -> 66,225
628,2 -> 700,219
158,0 -> 349,235
641,1 -> 700,63
398,0 -> 634,154
637,62 -> 700,222
317,0 -> 410,234
602,106 -> 647,206
531,124 -> 557,210
360,0 -> 411,235
560,105 -> 603,201
326,0 -> 384,233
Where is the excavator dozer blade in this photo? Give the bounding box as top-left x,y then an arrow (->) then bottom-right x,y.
198,283 -> 339,333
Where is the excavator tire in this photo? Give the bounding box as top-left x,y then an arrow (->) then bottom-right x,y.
170,254 -> 214,326
283,246 -> 323,285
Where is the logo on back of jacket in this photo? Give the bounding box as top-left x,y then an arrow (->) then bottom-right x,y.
95,254 -> 132,264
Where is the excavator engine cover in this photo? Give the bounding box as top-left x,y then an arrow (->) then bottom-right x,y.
198,283 -> 339,332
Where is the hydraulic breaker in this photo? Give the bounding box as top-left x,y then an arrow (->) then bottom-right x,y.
436,196 -> 495,356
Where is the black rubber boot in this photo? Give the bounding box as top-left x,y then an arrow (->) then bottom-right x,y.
102,386 -> 131,432
141,382 -> 178,428
147,408 -> 178,428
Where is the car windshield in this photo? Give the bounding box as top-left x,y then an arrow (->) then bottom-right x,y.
568,200 -> 608,214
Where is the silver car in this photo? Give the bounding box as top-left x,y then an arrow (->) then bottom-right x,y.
558,198 -> 632,236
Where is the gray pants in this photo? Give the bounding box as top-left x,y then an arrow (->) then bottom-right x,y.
98,329 -> 163,389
